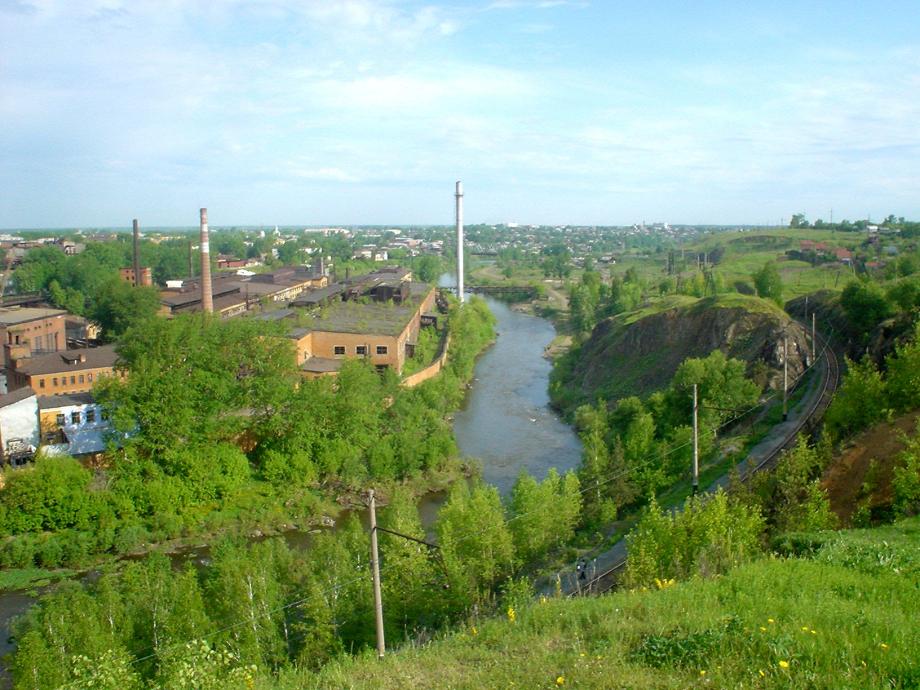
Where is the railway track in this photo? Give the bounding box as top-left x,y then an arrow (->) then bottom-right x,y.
576,329 -> 841,596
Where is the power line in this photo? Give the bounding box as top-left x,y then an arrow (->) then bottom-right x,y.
54,327 -> 836,688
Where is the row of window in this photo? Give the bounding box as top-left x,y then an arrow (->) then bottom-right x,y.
37,372 -> 95,389
54,408 -> 105,426
333,345 -> 388,356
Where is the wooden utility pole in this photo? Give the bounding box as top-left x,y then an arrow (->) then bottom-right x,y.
812,313 -> 817,365
368,490 -> 386,659
692,383 -> 699,495
804,295 -> 810,366
782,336 -> 788,421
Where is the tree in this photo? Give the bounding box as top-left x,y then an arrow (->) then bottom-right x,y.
790,213 -> 808,228
752,261 -> 783,305
840,280 -> 893,339
414,255 -> 441,283
89,277 -> 160,341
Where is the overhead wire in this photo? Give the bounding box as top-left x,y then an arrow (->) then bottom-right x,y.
54,324 -> 836,688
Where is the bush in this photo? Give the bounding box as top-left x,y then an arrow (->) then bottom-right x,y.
624,489 -> 764,587
36,536 -> 64,569
1,534 -> 39,569
893,436 -> 920,518
0,455 -> 96,533
113,523 -> 150,555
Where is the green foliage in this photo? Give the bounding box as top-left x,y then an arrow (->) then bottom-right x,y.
0,455 -> 96,534
437,480 -> 515,606
624,489 -> 764,587
840,280 -> 893,339
89,277 -> 161,341
893,424 -> 920,517
752,260 -> 783,305
97,314 -> 297,455
508,468 -> 581,564
824,357 -> 889,440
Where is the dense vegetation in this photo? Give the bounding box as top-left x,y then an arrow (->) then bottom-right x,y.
0,298 -> 496,578
572,349 -> 760,528
8,459 -> 584,688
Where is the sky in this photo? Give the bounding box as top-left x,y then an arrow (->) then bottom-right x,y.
1,0 -> 919,228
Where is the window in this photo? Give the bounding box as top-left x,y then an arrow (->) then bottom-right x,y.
356,345 -> 367,355
86,408 -> 96,423
334,346 -> 346,356
70,376 -> 76,385
376,345 -> 388,355
52,377 -> 58,386
71,411 -> 81,425
39,378 -> 45,389
88,373 -> 93,382
56,413 -> 65,426
79,375 -> 85,384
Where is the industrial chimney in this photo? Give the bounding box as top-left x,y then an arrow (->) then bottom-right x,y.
132,218 -> 141,287
199,208 -> 214,314
455,180 -> 465,304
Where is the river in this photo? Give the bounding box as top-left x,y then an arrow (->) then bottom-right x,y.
0,280 -> 582,678
448,291 -> 583,492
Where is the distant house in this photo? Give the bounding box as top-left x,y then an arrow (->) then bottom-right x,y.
39,392 -> 116,457
8,345 -> 119,396
0,388 -> 39,466
835,247 -> 853,263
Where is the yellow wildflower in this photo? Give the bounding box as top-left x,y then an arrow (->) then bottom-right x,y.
556,676 -> 565,686
471,626 -> 478,635
810,630 -> 817,635
880,643 -> 889,650
758,670 -> 765,677
767,618 -> 775,624
760,626 -> 767,632
801,626 -> 809,632
507,607 -> 516,623
778,660 -> 789,669
699,670 -> 706,676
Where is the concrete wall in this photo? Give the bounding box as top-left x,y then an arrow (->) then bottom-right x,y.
402,333 -> 450,388
0,394 -> 40,461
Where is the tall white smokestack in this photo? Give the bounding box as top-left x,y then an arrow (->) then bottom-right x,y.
455,180 -> 464,304
200,207 -> 214,314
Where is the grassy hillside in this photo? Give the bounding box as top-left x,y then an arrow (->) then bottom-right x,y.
551,293 -> 805,413
287,518 -> 919,689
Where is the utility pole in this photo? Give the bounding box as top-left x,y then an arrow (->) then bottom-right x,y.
804,295 -> 810,366
368,490 -> 386,659
692,383 -> 699,496
782,336 -> 788,421
812,313 -> 817,365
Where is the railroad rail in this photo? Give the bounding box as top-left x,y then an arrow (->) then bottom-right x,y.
574,329 -> 841,596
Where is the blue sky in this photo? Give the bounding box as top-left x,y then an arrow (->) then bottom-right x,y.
1,0 -> 919,228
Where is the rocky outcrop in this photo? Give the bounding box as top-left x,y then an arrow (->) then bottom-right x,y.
568,295 -> 808,405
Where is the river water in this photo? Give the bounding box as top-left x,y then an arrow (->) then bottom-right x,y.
0,280 -> 582,677
450,293 -> 583,492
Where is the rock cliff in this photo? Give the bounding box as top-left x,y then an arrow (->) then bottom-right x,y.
559,295 -> 809,408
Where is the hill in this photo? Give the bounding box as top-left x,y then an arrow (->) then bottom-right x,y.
286,518 -> 919,689
553,294 -> 809,413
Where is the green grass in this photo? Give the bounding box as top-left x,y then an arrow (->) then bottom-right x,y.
282,518 -> 920,689
0,566 -> 77,592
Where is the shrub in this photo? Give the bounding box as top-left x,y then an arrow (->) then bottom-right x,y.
624,489 -> 764,587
